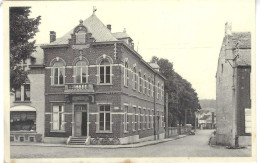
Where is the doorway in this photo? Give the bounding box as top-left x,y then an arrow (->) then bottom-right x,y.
74,105 -> 87,137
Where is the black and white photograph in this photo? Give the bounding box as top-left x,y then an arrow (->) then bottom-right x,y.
2,0 -> 256,162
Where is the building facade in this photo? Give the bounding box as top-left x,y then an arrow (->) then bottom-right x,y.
198,108 -> 216,129
216,22 -> 251,147
41,13 -> 165,144
10,46 -> 45,143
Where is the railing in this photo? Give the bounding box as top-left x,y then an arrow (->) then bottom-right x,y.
64,83 -> 95,94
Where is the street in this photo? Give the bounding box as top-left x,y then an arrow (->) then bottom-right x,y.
10,130 -> 251,158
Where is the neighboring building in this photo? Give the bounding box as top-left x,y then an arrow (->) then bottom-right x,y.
216,22 -> 251,146
41,12 -> 165,144
198,108 -> 216,129
10,46 -> 45,142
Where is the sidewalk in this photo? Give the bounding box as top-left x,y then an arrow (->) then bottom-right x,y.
11,135 -> 188,149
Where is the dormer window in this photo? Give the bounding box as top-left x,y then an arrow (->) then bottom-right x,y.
76,30 -> 86,44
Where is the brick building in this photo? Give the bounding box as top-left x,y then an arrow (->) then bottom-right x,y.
41,12 -> 165,144
216,22 -> 251,146
10,46 -> 45,143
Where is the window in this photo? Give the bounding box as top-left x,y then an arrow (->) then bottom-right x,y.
143,75 -> 146,94
138,72 -> 142,93
133,67 -> 138,90
143,108 -> 146,130
147,109 -> 150,129
138,107 -> 141,130
74,60 -> 88,83
76,30 -> 86,44
245,108 -> 251,134
161,84 -> 164,100
157,82 -> 160,99
124,61 -> 129,87
151,80 -> 154,97
99,59 -> 111,84
52,105 -> 64,131
99,105 -> 111,131
51,61 -> 65,85
124,105 -> 129,131
133,107 -> 138,131
151,110 -> 154,128
147,78 -> 151,96
15,84 -> 30,101
10,111 -> 36,131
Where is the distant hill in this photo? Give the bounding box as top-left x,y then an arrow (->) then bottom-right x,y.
199,99 -> 216,109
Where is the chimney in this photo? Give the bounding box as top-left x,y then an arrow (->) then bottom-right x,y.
50,31 -> 56,43
107,24 -> 111,31
225,22 -> 232,35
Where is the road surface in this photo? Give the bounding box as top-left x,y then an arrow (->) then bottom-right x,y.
10,130 -> 251,158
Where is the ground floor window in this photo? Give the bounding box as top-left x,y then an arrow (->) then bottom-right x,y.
245,108 -> 251,134
10,111 -> 36,131
124,105 -> 129,131
99,105 -> 111,131
138,107 -> 141,130
52,105 -> 64,131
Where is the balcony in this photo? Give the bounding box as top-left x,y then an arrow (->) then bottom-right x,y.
64,83 -> 95,94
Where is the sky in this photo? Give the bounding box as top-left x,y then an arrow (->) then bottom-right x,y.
26,0 -> 254,100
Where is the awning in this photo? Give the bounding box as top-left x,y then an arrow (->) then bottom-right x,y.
10,105 -> 36,112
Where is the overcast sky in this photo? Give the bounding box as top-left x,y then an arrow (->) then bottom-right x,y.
27,0 -> 254,100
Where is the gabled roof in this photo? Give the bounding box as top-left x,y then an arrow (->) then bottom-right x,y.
49,14 -> 118,45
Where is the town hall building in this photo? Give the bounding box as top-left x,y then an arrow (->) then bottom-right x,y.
41,12 -> 165,144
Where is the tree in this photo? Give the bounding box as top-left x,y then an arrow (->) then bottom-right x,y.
10,7 -> 41,91
151,56 -> 201,127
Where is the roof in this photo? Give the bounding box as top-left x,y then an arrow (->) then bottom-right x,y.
31,45 -> 44,65
112,32 -> 132,40
148,62 -> 160,69
232,32 -> 251,66
49,14 -> 118,45
231,32 -> 251,49
199,115 -> 211,120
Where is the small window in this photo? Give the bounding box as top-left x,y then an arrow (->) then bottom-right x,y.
19,136 -> 24,142
29,137 -> 34,142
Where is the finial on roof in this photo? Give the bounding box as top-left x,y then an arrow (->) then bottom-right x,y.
93,6 -> 97,15
123,28 -> 126,33
79,20 -> 83,24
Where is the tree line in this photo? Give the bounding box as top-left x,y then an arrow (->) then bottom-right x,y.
151,57 -> 201,127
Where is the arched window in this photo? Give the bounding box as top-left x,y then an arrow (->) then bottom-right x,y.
133,67 -> 137,90
138,72 -> 142,93
99,59 -> 111,84
74,60 -> 88,83
143,75 -> 146,94
147,77 -> 151,96
76,30 -> 86,44
124,60 -> 129,87
51,60 -> 65,85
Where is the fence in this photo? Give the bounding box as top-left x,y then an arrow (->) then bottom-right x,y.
168,126 -> 192,137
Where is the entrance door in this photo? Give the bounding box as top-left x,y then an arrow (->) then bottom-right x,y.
74,105 -> 87,137
75,112 -> 82,136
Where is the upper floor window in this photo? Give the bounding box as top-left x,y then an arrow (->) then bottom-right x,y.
15,83 -> 30,101
143,75 -> 146,94
138,72 -> 142,93
151,80 -> 154,97
99,59 -> 112,84
147,78 -> 151,96
124,60 -> 129,87
76,30 -> 86,44
161,84 -> 164,100
133,67 -> 137,90
51,60 -> 65,85
157,82 -> 160,99
74,60 -> 88,83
